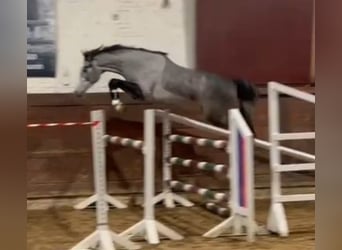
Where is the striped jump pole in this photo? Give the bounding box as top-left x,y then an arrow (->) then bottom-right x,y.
168,157 -> 228,173
169,180 -> 229,202
167,156 -> 231,217
168,134 -> 227,149
105,135 -> 144,150
155,109 -> 315,162
202,202 -> 230,218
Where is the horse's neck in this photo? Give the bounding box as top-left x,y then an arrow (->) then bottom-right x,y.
94,53 -> 123,75
96,52 -> 166,82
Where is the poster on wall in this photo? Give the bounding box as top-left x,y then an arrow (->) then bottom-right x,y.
27,0 -> 57,78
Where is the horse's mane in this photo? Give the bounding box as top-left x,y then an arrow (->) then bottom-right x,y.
82,44 -> 168,59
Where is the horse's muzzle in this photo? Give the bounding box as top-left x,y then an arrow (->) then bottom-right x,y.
73,90 -> 84,97
73,80 -> 92,97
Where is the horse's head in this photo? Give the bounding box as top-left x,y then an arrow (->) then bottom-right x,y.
74,53 -> 102,97
74,44 -> 168,97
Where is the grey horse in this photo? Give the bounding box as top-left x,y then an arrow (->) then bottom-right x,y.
74,44 -> 258,133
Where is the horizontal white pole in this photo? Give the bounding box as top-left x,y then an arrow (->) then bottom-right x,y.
273,132 -> 315,141
155,109 -> 315,162
255,138 -> 315,161
274,163 -> 315,172
269,81 -> 315,103
155,109 -> 230,137
275,194 -> 315,202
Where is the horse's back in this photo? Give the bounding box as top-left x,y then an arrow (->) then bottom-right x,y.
200,73 -> 239,105
128,52 -> 167,99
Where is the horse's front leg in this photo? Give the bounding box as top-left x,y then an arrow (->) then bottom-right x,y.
108,79 -> 124,106
108,79 -> 145,102
108,79 -> 146,112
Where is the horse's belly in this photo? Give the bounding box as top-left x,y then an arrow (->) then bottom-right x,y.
151,84 -> 189,103
150,85 -> 200,111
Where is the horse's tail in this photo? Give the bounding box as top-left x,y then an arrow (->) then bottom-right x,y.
232,79 -> 258,135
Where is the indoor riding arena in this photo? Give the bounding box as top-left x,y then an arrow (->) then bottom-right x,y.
27,1 -> 315,249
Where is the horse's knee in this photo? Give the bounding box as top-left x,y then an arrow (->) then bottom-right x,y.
108,79 -> 121,89
108,79 -> 122,102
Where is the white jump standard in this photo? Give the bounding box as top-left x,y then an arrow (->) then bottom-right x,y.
27,119 -> 127,211
74,125 -> 144,210
70,110 -> 140,250
266,81 -> 316,237
119,109 -> 184,245
74,145 -> 130,210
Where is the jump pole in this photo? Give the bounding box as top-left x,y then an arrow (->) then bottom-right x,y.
119,109 -> 183,244
70,110 -> 140,250
150,109 -> 229,212
155,109 -> 315,162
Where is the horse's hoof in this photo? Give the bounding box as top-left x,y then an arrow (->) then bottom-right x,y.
115,103 -> 125,112
111,99 -> 121,106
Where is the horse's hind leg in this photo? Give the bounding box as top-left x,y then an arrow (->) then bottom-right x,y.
239,100 -> 256,135
201,99 -> 230,129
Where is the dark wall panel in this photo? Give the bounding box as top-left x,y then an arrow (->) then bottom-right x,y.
197,0 -> 314,84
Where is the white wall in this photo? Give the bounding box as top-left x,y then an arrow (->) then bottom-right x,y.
27,0 -> 196,94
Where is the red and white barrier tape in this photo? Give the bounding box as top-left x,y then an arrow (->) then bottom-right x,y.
27,121 -> 99,128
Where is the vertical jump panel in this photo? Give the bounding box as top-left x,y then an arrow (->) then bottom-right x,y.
203,108 -> 259,242
238,132 -> 247,209
229,108 -> 256,242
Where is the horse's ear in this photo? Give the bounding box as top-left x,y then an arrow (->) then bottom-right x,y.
81,50 -> 87,58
